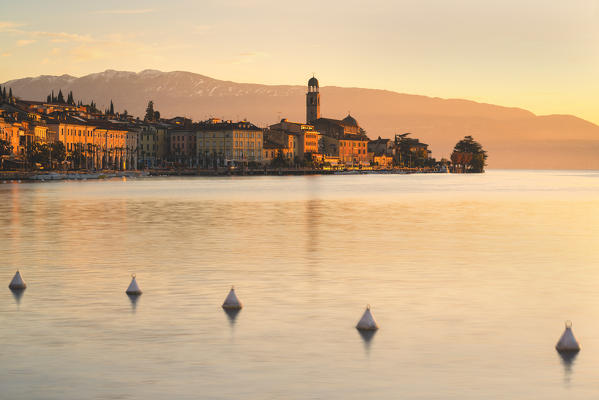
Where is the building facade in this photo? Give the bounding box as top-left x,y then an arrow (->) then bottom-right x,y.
339,136 -> 370,165
169,129 -> 197,166
138,124 -> 158,168
196,119 -> 263,167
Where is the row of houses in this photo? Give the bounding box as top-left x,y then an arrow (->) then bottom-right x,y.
0,76 -> 433,170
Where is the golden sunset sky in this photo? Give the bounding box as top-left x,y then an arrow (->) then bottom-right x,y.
1,0 -> 598,124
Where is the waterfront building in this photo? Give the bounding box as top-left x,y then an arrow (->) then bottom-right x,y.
138,124 -> 158,168
305,76 -> 370,167
368,137 -> 394,157
268,119 -> 321,162
91,121 -> 128,169
0,102 -> 35,156
155,125 -> 169,165
373,154 -> 393,169
338,135 -> 370,166
319,135 -> 339,158
48,117 -> 129,169
262,138 -> 286,163
125,127 -> 139,170
169,128 -> 197,166
196,119 -> 263,167
393,133 -> 431,167
0,116 -> 20,154
262,128 -> 299,163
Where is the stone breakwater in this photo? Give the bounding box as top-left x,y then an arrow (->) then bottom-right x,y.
0,170 -> 146,182
0,167 -> 448,182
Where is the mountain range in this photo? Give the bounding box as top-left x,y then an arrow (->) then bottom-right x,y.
3,69 -> 598,169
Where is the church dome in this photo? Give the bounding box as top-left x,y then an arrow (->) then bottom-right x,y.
342,114 -> 358,127
308,76 -> 319,87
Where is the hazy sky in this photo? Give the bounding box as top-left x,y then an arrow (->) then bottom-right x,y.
1,0 -> 598,123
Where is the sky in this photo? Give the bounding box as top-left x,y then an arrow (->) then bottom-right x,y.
0,0 -> 598,124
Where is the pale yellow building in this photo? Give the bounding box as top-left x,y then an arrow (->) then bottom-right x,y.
196,120 -> 262,167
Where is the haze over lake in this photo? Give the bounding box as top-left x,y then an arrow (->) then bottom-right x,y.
1,171 -> 599,399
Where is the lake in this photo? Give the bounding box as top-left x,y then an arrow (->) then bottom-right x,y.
1,170 -> 599,399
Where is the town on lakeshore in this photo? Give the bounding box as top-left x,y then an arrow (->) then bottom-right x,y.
0,76 -> 487,178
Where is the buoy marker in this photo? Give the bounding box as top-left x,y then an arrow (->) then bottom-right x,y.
556,320 -> 580,352
125,274 -> 142,295
356,304 -> 379,331
8,270 -> 26,290
222,286 -> 242,310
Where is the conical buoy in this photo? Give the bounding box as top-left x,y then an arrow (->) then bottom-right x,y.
356,305 -> 379,331
8,270 -> 26,290
556,320 -> 580,352
222,286 -> 242,310
125,274 -> 142,295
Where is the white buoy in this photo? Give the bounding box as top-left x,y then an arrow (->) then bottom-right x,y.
356,305 -> 379,331
8,270 -> 26,290
556,320 -> 580,352
125,274 -> 142,295
222,286 -> 242,310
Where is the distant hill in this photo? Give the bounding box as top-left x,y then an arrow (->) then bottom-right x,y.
3,69 -> 599,169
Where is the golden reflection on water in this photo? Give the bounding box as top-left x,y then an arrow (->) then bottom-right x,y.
0,171 -> 599,400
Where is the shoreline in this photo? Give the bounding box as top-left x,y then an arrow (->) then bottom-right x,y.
0,168 -> 450,182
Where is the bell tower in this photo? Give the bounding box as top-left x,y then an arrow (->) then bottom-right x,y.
306,76 -> 320,124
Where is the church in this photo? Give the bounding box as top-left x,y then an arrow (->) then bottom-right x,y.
306,76 -> 365,139
306,76 -> 370,165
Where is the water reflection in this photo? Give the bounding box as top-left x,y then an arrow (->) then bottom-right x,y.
223,308 -> 241,326
127,294 -> 140,312
557,350 -> 579,384
358,329 -> 377,355
10,288 -> 25,306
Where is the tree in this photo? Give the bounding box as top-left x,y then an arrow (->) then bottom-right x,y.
46,94 -> 51,103
25,143 -> 44,165
50,142 -> 66,164
68,145 -> 85,169
270,149 -> 288,168
51,90 -> 55,103
57,89 -> 65,103
145,101 -> 155,121
0,139 -> 12,170
451,135 -> 487,173
8,87 -> 12,98
0,139 -> 12,156
109,100 -> 114,115
67,91 -> 74,105
154,111 -> 160,121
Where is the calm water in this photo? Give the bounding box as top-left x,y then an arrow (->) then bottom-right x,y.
1,170 -> 599,399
